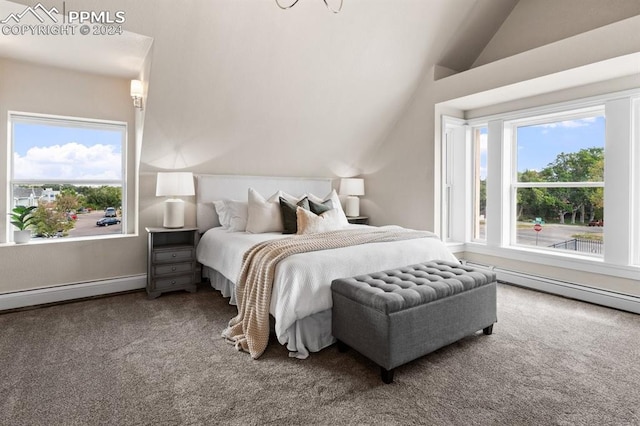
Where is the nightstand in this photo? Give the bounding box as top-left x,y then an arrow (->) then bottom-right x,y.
347,216 -> 369,225
146,227 -> 199,299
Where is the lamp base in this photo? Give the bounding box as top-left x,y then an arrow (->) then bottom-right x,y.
345,196 -> 360,217
163,198 -> 185,228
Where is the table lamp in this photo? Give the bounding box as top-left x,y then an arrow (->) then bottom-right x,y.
156,172 -> 195,228
339,178 -> 365,217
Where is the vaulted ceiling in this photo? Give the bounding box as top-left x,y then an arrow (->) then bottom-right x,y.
3,0 -> 637,178
1,0 -> 518,79
1,0 -> 522,175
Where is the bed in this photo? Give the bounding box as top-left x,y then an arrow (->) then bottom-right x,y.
194,174 -> 458,359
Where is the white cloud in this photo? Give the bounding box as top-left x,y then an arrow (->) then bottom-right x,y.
13,142 -> 121,181
534,117 -> 597,129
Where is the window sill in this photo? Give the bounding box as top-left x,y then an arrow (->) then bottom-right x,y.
461,241 -> 640,281
0,233 -> 139,248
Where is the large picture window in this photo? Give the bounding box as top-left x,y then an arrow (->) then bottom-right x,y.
441,91 -> 640,277
510,110 -> 605,257
9,113 -> 127,242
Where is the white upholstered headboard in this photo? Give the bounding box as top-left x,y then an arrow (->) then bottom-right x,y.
195,174 -> 333,233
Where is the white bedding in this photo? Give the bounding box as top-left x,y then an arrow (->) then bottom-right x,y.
196,225 -> 458,357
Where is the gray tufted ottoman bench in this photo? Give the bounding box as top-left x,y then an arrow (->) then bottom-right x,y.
331,260 -> 497,384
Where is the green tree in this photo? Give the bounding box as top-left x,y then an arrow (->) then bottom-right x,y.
538,147 -> 604,224
83,186 -> 122,210
56,188 -> 80,214
517,169 -> 543,220
478,178 -> 486,218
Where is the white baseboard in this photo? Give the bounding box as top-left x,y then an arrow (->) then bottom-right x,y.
0,275 -> 147,311
463,261 -> 640,314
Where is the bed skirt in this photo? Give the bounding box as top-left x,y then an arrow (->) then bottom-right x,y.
202,266 -> 336,359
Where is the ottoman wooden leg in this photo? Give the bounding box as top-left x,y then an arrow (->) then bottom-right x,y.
483,324 -> 494,335
381,367 -> 394,384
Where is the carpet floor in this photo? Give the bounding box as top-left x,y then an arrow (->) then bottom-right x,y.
1,282 -> 639,425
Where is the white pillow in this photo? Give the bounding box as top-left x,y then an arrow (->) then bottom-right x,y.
296,206 -> 348,234
213,200 -> 231,229
226,200 -> 249,232
305,189 -> 348,227
213,200 -> 248,231
246,188 -> 285,233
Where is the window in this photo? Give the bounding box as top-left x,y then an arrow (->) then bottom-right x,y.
472,126 -> 487,241
509,110 -> 605,257
442,90 -> 640,274
9,113 -> 127,242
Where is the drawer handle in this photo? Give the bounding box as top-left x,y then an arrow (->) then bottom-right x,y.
171,267 -> 177,271
172,253 -> 177,258
171,280 -> 176,285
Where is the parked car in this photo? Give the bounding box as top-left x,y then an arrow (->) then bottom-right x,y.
104,207 -> 117,217
588,220 -> 603,227
96,217 -> 121,227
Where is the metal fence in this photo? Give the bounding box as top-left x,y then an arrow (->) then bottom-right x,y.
549,238 -> 603,255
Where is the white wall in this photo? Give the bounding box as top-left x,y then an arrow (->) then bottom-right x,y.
0,59 -> 142,293
473,0 -> 640,67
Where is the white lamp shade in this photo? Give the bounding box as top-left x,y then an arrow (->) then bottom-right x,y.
130,79 -> 143,98
339,178 -> 365,196
156,172 -> 195,197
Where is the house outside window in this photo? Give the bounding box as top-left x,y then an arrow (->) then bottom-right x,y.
8,112 -> 127,242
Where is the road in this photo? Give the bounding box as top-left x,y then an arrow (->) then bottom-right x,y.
516,222 -> 602,248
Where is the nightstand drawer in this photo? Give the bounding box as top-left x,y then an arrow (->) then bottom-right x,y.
153,248 -> 194,263
154,274 -> 194,291
146,227 -> 199,299
153,262 -> 194,276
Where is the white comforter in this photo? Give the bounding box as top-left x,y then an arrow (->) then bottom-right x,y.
196,225 -> 458,348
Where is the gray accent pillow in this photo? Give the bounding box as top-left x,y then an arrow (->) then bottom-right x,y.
309,198 -> 333,215
279,196 -> 310,234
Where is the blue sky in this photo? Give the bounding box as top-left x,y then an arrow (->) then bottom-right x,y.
517,116 -> 605,172
13,122 -> 123,181
477,116 -> 605,179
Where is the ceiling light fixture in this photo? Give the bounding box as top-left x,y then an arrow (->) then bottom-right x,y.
275,0 -> 343,13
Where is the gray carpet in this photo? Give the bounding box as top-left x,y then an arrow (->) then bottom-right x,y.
1,283 -> 639,425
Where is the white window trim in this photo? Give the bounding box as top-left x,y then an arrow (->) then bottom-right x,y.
442,89 -> 640,281
470,125 -> 487,243
506,110 -> 606,250
7,111 -> 128,243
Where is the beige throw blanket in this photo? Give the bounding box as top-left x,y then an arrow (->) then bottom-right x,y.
222,227 -> 437,359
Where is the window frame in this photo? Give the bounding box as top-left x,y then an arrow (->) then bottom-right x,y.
7,111 -> 128,243
471,125 -> 487,242
441,89 -> 640,280
506,108 -> 605,255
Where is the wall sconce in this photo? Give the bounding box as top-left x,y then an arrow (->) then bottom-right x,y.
339,178 -> 365,217
156,172 -> 195,228
130,79 -> 144,110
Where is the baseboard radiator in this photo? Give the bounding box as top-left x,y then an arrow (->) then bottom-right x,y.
0,275 -> 147,312
462,261 -> 640,315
